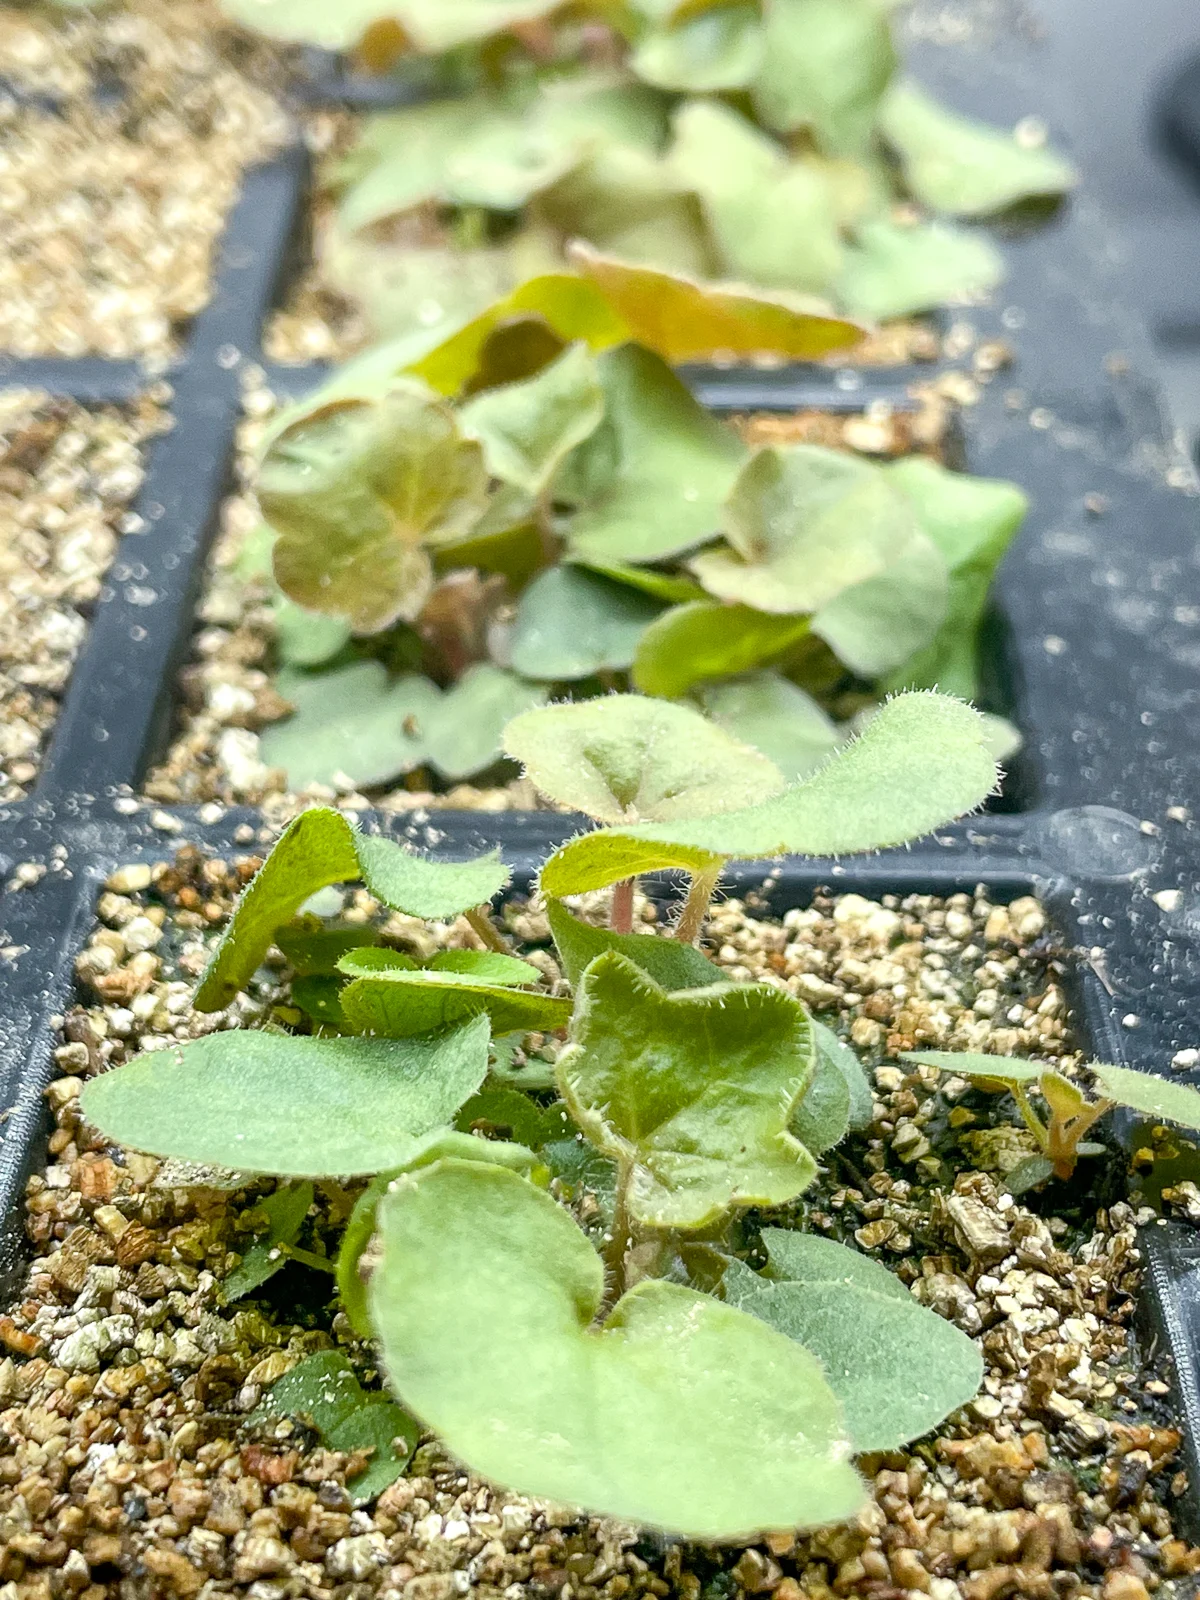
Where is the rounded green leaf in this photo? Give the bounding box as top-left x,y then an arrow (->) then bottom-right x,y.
1090,1064 -> 1200,1130
370,1160 -> 865,1537
546,898 -> 723,991
503,692 -> 784,823
509,567 -> 663,682
812,1020 -> 874,1130
633,602 -> 813,699
879,80 -> 1077,217
340,966 -> 571,1039
426,950 -> 541,985
459,343 -> 605,496
272,596 -> 353,669
632,4 -> 764,92
220,0 -> 410,48
727,1231 -> 983,1451
262,663 -> 441,792
752,0 -> 897,155
557,952 -> 818,1227
261,386 -> 487,634
80,1018 -> 491,1177
699,672 -> 841,781
223,1181 -> 314,1302
902,1049 -> 1045,1087
354,834 -> 510,919
422,663 -> 548,782
811,528 -> 949,678
790,1043 -> 851,1157
837,218 -> 1004,322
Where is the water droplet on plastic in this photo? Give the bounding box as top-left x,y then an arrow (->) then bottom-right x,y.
1037,805 -> 1161,880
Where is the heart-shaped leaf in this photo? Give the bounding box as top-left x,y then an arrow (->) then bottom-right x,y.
726,1229 -> 983,1451
339,957 -> 571,1038
1090,1063 -> 1200,1130
262,663 -> 440,792
569,242 -> 864,363
811,528 -> 948,677
837,218 -> 1005,321
223,1181 -> 314,1302
668,100 -> 843,294
632,3 -> 764,92
565,343 -> 748,564
691,444 -> 925,616
879,80 -> 1077,216
261,385 -> 488,634
698,672 -> 841,781
752,0 -> 897,155
259,1351 -> 417,1505
882,457 -> 1027,700
540,691 -> 997,894
633,602 -> 813,699
557,952 -> 817,1227
460,342 -> 605,495
423,663 -> 548,781
80,1017 -> 490,1177
509,565 -> 664,681
369,1160 -> 865,1536
546,897 -> 723,991
196,808 -> 510,1011
503,692 -> 783,822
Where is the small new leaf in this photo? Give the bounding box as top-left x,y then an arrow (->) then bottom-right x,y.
556,952 -> 818,1228
369,1160 -> 864,1537
546,898 -> 723,992
80,1018 -> 490,1177
338,955 -> 571,1038
223,1182 -> 314,1302
1090,1063 -> 1200,1132
459,343 -> 605,496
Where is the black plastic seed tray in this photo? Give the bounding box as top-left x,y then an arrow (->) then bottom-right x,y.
5,4 -> 1200,1533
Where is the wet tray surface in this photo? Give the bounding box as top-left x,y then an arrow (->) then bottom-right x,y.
6,0 -> 1200,1536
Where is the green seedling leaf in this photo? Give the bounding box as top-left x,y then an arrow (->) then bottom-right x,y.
546,897 -> 723,991
838,218 -> 1004,322
1041,1070 -> 1087,1122
262,385 -> 488,634
565,343 -> 748,565
1090,1064 -> 1200,1131
262,662 -> 440,791
691,444 -> 931,616
509,566 -> 663,681
541,691 -> 998,895
223,1181 -> 314,1302
1003,1155 -> 1056,1196
883,458 -> 1028,700
902,1049 -> 1044,1089
634,603 -> 813,700
339,961 -> 571,1039
633,3 -> 764,92
80,1018 -> 490,1177
542,147 -> 715,281
456,1088 -> 570,1149
668,100 -> 843,294
431,489 -> 544,589
427,950 -> 540,984
503,692 -> 783,823
698,671 -> 841,781
567,556 -> 706,606
272,596 -> 353,669
391,0 -> 563,52
220,0 -> 406,50
195,808 -> 361,1011
275,919 -> 382,977
569,241 -> 864,364
459,343 -> 605,496
557,952 -> 817,1227
879,80 -> 1078,217
422,663 -> 548,782
370,1159 -> 864,1536
753,0 -> 897,155
727,1229 -> 983,1451
810,526 -> 948,677
291,975 -> 348,1029
791,1041 -> 851,1156
812,1020 -> 874,1130
260,1351 -> 417,1505
354,833 -> 510,920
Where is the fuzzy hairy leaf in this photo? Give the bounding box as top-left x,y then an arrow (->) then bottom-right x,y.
632,4 -> 764,92
810,528 -> 948,677
339,958 -> 571,1038
1090,1064 -> 1200,1130
753,0 -> 897,154
503,692 -> 783,823
699,672 -> 840,781
902,1050 -> 1045,1088
195,809 -> 509,1011
370,1160 -> 864,1536
427,950 -> 541,985
540,691 -> 997,894
790,1021 -> 874,1156
557,952 -> 817,1227
459,342 -> 605,495
262,386 -> 488,634
727,1230 -> 983,1451
812,1021 -> 874,1130
838,218 -> 1004,321
565,343 -> 748,564
546,898 -> 723,991
508,566 -> 664,681
80,1018 -> 490,1177
262,663 -> 440,792
633,603 -> 813,699
261,1351 -> 417,1504
223,1182 -> 314,1302
879,80 -> 1077,216
569,242 -> 863,363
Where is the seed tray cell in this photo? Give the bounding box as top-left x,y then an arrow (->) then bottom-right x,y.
3,0 -> 1200,1538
